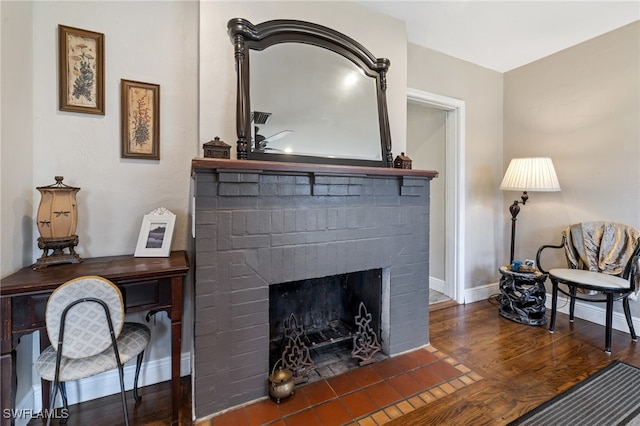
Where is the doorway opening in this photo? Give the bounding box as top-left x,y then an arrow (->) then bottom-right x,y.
407,88 -> 465,304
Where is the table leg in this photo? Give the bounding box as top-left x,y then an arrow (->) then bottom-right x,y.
1,298 -> 15,426
0,352 -> 15,426
170,276 -> 184,425
40,330 -> 50,411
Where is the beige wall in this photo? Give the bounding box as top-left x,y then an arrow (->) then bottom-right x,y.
1,1 -> 35,277
407,43 -> 504,290
1,0 -> 200,411
504,21 -> 640,276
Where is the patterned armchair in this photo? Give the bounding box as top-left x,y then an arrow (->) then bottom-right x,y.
35,276 -> 150,426
536,222 -> 640,353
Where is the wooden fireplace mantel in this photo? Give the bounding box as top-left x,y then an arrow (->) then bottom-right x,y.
191,158 -> 438,179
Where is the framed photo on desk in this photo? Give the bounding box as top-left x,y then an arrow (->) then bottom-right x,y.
134,208 -> 176,257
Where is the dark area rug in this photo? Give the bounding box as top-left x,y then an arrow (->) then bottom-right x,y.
509,360 -> 640,426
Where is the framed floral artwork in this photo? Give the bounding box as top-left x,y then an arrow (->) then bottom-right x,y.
58,25 -> 105,115
121,79 -> 160,160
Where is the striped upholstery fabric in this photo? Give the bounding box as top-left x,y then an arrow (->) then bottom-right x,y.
36,322 -> 150,381
45,276 -> 124,359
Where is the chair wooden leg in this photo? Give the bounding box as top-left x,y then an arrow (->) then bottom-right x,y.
605,294 -> 614,353
549,281 -> 558,333
134,351 -> 144,402
623,297 -> 637,341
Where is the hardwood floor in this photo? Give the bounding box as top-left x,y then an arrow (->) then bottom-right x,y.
31,299 -> 640,425
389,298 -> 640,425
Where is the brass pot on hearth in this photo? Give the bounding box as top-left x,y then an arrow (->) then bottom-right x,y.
268,360 -> 294,403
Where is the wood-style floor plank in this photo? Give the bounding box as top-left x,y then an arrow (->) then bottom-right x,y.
389,298 -> 640,425
30,298 -> 640,425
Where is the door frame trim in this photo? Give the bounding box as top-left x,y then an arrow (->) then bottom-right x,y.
407,88 -> 466,304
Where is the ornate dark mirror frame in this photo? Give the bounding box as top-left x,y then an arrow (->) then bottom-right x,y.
227,18 -> 393,167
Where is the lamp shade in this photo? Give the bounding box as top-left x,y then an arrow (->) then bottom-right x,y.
500,157 -> 561,192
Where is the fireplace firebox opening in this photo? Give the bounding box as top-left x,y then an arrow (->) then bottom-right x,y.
269,269 -> 385,383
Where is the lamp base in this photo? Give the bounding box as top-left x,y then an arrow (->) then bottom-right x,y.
32,235 -> 82,270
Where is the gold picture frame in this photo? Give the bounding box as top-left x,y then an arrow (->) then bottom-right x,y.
58,25 -> 105,115
121,79 -> 160,160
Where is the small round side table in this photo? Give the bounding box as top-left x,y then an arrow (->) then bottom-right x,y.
498,266 -> 548,326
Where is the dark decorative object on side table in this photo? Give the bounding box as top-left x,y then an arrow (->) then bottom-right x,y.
498,265 -> 548,326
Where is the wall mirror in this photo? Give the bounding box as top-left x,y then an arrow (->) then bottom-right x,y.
227,18 -> 393,167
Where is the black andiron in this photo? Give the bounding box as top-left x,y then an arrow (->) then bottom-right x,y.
352,302 -> 381,365
280,313 -> 314,384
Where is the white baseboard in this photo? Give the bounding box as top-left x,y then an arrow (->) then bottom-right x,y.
14,352 -> 191,426
429,277 -> 445,294
465,281 -> 500,304
466,282 -> 639,337
545,293 -> 640,336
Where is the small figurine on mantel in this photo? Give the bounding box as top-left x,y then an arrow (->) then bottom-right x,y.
203,137 -> 231,159
393,152 -> 412,169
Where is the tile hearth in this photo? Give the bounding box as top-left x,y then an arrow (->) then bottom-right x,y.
197,345 -> 482,425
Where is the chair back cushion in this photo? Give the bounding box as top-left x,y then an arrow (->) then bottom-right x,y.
46,276 -> 124,359
564,222 -> 640,276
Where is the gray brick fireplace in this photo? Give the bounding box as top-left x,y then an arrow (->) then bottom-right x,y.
191,159 -> 436,418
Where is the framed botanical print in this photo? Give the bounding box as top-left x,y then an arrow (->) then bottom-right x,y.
58,25 -> 105,115
121,79 -> 160,160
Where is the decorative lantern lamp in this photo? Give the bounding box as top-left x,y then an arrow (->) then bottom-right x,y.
33,176 -> 82,269
203,136 -> 231,159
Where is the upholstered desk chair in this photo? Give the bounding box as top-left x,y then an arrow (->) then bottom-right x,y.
536,222 -> 640,353
35,276 -> 150,426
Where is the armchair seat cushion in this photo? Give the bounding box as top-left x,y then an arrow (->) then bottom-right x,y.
36,322 -> 150,382
550,268 -> 631,290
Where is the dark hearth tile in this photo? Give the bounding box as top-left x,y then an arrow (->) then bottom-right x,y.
283,408 -> 323,426
371,358 -> 404,379
341,389 -> 378,418
430,360 -> 465,381
276,390 -> 312,417
391,353 -> 424,372
364,381 -> 403,407
298,380 -> 337,406
407,348 -> 440,366
327,372 -> 361,396
408,366 -> 443,389
387,374 -> 423,398
348,365 -> 384,387
245,399 -> 281,426
313,400 -> 353,425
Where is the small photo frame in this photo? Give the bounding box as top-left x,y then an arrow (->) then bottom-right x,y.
121,79 -> 160,160
58,25 -> 105,115
134,208 -> 176,257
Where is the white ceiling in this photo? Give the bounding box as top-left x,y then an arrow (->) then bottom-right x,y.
355,1 -> 640,72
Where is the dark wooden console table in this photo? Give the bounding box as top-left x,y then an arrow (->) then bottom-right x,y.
0,251 -> 189,426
